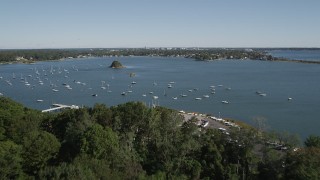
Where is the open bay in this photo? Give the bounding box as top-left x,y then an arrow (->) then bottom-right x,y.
1,55 -> 320,139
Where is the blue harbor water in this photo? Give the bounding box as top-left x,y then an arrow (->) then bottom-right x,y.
268,49 -> 320,62
1,54 -> 320,139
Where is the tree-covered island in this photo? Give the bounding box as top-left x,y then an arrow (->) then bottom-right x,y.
1,96 -> 320,179
110,60 -> 125,68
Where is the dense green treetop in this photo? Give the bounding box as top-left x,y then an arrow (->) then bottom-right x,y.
0,96 -> 320,179
305,135 -> 320,148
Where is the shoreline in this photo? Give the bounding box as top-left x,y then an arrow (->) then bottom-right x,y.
1,55 -> 320,66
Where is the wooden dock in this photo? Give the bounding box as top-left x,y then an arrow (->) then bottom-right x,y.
42,103 -> 79,113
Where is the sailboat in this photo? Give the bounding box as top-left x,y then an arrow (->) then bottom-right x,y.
164,89 -> 167,96
180,94 -> 187,97
24,77 -> 31,86
101,81 -> 106,89
221,100 -> 229,104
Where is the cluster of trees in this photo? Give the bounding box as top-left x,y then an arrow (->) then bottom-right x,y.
0,49 -> 87,62
1,96 -> 320,179
0,48 -> 271,63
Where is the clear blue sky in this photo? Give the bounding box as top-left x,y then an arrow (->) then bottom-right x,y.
1,0 -> 320,49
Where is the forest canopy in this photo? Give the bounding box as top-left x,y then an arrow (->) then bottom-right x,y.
0,96 -> 319,179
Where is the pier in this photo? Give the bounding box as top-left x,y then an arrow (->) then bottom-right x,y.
42,103 -> 79,113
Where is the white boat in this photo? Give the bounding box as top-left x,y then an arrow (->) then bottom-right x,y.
0,93 -> 3,96
201,120 -> 209,127
288,97 -> 293,101
6,81 -> 13,86
92,94 -> 98,97
172,97 -> 178,100
131,81 -> 137,84
167,84 -> 173,88
153,96 -> 159,99
180,94 -> 187,97
36,99 -> 44,102
256,91 -> 267,96
121,92 -> 126,96
52,89 -> 59,92
221,100 -> 229,104
188,89 -> 193,92
127,90 -> 133,93
195,97 -> 202,100
203,95 -> 210,98
142,94 -> 147,97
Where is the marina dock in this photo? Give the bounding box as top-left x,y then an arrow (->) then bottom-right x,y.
42,103 -> 79,113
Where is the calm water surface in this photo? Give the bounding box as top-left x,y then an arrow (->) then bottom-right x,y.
268,49 -> 320,62
1,56 -> 320,139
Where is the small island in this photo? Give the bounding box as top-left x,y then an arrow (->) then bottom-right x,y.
110,60 -> 124,69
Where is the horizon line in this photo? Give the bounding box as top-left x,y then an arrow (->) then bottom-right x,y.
1,46 -> 320,50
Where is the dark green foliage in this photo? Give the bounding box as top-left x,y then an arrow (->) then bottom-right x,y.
0,140 -> 23,179
90,103 -> 113,128
80,124 -> 119,161
257,149 -> 285,180
39,156 -> 123,180
22,130 -> 61,175
285,148 -> 320,179
0,96 -> 319,179
305,135 -> 320,148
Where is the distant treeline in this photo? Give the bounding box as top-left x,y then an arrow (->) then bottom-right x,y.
0,48 -> 270,62
1,96 -> 320,179
1,48 -> 319,64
